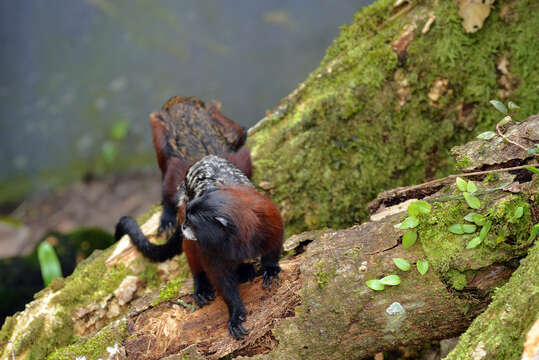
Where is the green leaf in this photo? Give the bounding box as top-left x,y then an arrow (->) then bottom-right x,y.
462,224 -> 477,233
489,100 -> 508,114
528,147 -> 538,155
109,120 -> 130,140
449,224 -> 465,234
37,242 -> 63,286
479,220 -> 492,241
456,177 -> 467,192
514,206 -> 524,219
523,165 -> 539,175
497,115 -> 512,126
507,101 -> 520,112
402,230 -> 418,249
466,180 -> 477,194
464,213 -> 486,226
466,237 -> 482,249
463,192 -> 481,209
408,201 -> 431,216
380,275 -> 401,286
393,258 -> 411,271
366,279 -> 385,291
528,224 -> 539,242
394,216 -> 419,229
101,141 -> 118,164
477,131 -> 496,140
417,260 -> 429,275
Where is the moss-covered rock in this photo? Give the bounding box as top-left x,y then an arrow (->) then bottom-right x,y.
248,0 -> 539,236
445,237 -> 539,360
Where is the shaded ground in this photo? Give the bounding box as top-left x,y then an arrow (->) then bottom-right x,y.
0,170 -> 161,258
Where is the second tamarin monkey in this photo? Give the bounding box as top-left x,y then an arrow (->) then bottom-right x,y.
115,155 -> 283,339
150,96 -> 252,236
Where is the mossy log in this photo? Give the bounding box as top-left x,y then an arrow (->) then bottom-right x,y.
1,0 -> 539,358
1,116 -> 536,359
248,0 -> 538,236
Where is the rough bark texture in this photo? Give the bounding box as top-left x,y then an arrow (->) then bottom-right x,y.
0,115 -> 536,359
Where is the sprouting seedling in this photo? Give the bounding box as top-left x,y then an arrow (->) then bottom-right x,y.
485,100 -> 535,155
455,177 -> 481,209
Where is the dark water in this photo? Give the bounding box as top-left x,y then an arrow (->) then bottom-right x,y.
0,0 -> 372,190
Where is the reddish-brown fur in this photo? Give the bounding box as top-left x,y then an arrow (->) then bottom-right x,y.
181,185 -> 283,296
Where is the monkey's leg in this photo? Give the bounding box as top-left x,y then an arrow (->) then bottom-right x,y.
184,241 -> 215,306
261,251 -> 282,290
236,263 -> 255,284
218,275 -> 249,339
159,157 -> 189,236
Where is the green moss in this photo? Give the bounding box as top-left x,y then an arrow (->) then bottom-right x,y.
46,320 -> 128,360
249,0 -> 539,237
456,156 -> 470,169
0,315 -> 17,343
417,188 -> 534,277
136,203 -> 162,224
139,263 -> 160,289
151,274 -> 188,306
51,250 -> 132,307
447,269 -> 467,290
445,239 -> 539,360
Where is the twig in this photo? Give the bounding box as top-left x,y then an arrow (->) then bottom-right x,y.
496,122 -> 535,154
398,164 -> 537,194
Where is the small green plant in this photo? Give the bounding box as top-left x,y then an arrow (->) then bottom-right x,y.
392,258 -> 411,271
402,230 -> 417,249
448,224 -> 476,234
416,259 -> 429,275
37,242 -> 63,286
366,279 -> 385,291
394,216 -> 419,229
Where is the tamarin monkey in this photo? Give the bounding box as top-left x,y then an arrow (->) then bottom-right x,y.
115,156 -> 283,339
149,96 -> 252,236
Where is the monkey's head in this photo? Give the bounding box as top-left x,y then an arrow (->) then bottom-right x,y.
182,188 -> 238,252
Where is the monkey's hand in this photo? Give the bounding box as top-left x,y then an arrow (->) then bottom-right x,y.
158,205 -> 178,237
228,309 -> 248,340
262,265 -> 281,291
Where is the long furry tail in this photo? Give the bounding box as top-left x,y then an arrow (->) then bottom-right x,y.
115,216 -> 183,261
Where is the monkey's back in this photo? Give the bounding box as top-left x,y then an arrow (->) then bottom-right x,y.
178,155 -> 253,206
159,96 -> 241,163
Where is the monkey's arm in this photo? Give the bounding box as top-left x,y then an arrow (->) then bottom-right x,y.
159,157 -> 189,235
115,216 -> 183,262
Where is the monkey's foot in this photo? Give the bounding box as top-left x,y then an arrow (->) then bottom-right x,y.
193,274 -> 215,307
262,265 -> 281,290
236,263 -> 256,284
157,209 -> 177,237
228,312 -> 248,339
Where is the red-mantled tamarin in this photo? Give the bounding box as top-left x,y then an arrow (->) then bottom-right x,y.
115,156 -> 283,339
150,96 -> 252,236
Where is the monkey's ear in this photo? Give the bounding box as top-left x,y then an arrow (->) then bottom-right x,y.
215,217 -> 228,227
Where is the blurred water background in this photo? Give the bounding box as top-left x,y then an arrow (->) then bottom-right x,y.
0,0 -> 373,203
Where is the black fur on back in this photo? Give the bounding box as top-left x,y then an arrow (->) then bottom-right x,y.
178,155 -> 253,206
115,155 -> 253,262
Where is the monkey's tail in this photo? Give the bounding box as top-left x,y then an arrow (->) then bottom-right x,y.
115,216 -> 183,262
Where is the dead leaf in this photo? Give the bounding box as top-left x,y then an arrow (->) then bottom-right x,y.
392,22 -> 417,59
428,77 -> 449,102
458,0 -> 495,33
422,13 -> 436,34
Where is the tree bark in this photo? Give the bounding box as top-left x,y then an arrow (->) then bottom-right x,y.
1,115 -> 536,359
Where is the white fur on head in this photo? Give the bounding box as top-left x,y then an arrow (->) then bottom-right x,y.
215,217 -> 228,227
182,225 -> 196,241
